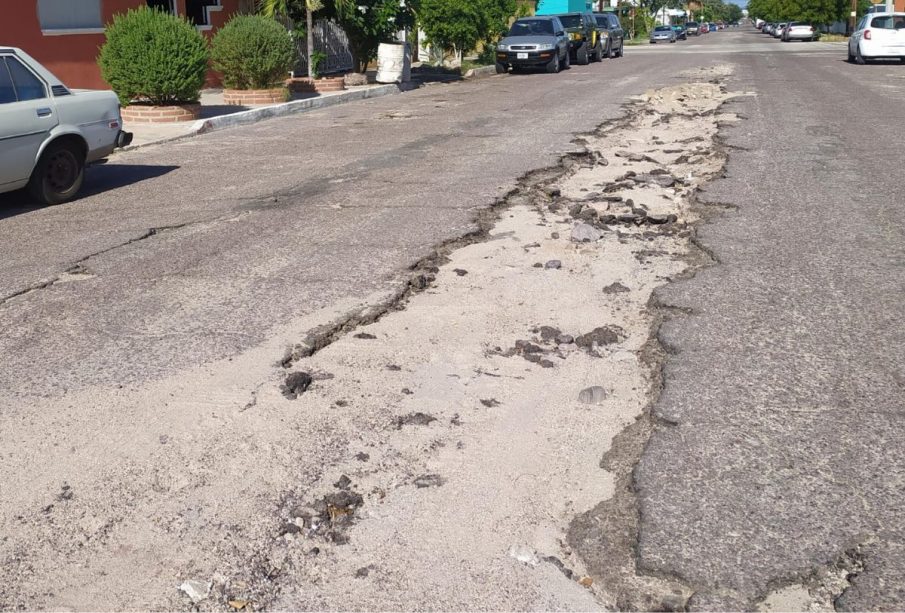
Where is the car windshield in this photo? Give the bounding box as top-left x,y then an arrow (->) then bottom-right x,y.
509,19 -> 554,36
558,14 -> 582,28
655,26 -> 672,31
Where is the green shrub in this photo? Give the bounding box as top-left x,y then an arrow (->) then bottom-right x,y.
211,15 -> 296,90
98,6 -> 209,106
310,51 -> 328,78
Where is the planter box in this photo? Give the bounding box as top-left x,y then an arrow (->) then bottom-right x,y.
223,88 -> 289,106
121,103 -> 201,123
286,77 -> 346,94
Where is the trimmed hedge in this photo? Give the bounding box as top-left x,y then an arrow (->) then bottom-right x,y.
211,16 -> 296,90
98,7 -> 209,106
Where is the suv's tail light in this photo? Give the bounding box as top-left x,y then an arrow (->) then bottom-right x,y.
864,29 -> 872,39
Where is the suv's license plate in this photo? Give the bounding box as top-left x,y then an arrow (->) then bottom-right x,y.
517,52 -> 528,59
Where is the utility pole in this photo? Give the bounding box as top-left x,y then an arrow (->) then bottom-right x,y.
849,0 -> 857,35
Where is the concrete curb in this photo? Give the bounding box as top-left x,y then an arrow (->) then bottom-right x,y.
463,65 -> 500,79
194,83 -> 407,135
121,69 -> 497,152
122,83 -> 409,151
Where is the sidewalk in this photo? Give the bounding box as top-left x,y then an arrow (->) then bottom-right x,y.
123,65 -> 499,150
124,84 -> 387,148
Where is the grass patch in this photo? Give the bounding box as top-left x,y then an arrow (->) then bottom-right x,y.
624,38 -> 650,46
818,33 -> 847,42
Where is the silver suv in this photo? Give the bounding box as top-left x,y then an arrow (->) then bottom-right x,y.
496,17 -> 571,74
0,47 -> 131,205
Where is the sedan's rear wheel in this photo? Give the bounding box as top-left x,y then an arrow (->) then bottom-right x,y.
855,45 -> 866,64
27,141 -> 85,206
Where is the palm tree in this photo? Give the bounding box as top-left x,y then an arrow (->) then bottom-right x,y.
259,0 -> 324,79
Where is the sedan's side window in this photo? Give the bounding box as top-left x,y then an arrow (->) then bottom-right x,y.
6,57 -> 47,102
0,59 -> 16,104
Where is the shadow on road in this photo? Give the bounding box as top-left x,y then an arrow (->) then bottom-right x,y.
0,164 -> 179,220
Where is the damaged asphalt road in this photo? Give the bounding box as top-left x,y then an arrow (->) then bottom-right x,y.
2,31 -> 905,611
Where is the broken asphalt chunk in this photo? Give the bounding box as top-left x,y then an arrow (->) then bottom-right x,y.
571,223 -> 604,243
413,474 -> 445,488
281,372 -> 313,399
393,412 -> 437,429
578,386 -> 607,405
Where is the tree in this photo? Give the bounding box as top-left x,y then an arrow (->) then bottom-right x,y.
418,0 -> 515,58
260,0 -> 322,78
259,0 -> 411,74
321,0 -> 413,73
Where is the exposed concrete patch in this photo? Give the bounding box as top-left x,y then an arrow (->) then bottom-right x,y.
566,66 -> 748,610
0,66 -> 745,611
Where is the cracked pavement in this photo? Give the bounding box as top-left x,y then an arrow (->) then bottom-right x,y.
1,29 -> 904,611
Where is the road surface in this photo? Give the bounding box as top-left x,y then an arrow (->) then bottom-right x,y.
1,29 -> 903,611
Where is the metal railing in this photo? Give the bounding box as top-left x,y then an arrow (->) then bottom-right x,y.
293,19 -> 354,76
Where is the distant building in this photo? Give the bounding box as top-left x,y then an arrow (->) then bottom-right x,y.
0,0 -> 253,89
536,0 -> 594,14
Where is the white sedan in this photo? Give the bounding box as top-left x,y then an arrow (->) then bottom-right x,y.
0,47 -> 132,205
783,22 -> 818,41
849,12 -> 905,63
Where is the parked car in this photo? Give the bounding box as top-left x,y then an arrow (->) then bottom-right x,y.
555,12 -> 603,64
593,12 -> 626,58
672,24 -> 688,40
848,12 -> 905,63
783,22 -> 818,41
700,23 -> 710,33
651,25 -> 677,43
773,23 -> 788,38
496,16 -> 571,73
686,21 -> 701,35
0,46 -> 131,205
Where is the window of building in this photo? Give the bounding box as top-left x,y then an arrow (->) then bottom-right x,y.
186,0 -> 222,27
37,0 -> 102,31
6,57 -> 47,101
147,0 -> 177,13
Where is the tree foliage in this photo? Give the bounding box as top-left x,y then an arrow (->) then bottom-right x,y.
98,6 -> 209,106
418,0 -> 517,57
265,0 -> 412,73
747,0 -> 870,25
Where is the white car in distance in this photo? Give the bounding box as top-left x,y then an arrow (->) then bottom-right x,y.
849,13 -> 905,63
783,22 -> 818,41
0,47 -> 132,205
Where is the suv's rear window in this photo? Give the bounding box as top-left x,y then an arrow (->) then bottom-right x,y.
558,14 -> 582,28
871,15 -> 905,28
655,25 -> 672,31
509,19 -> 554,36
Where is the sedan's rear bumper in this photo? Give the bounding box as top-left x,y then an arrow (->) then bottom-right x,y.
116,130 -> 134,148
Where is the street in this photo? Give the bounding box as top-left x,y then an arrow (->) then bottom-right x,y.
1,29 -> 904,610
